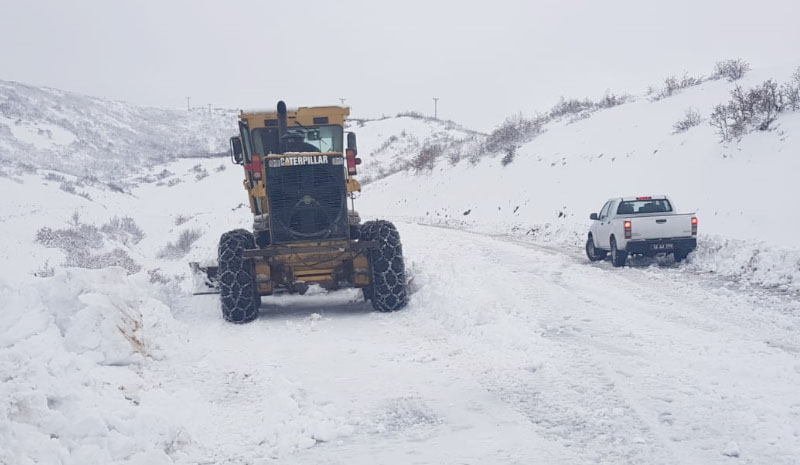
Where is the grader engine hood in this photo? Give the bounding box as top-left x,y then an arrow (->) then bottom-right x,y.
265,154 -> 348,244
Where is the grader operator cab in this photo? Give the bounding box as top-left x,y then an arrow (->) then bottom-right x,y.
192,101 -> 407,323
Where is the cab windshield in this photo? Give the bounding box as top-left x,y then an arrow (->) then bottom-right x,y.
251,124 -> 343,155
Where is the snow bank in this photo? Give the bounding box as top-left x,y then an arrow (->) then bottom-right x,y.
0,268 -> 184,465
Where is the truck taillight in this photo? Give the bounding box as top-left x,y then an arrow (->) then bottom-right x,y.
691,217 -> 698,235
624,220 -> 632,239
346,149 -> 361,176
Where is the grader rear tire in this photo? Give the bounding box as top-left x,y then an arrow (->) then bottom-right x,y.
218,229 -> 260,323
361,220 -> 407,312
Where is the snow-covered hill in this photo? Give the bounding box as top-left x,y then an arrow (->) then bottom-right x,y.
347,114 -> 481,183
360,63 -> 800,247
354,62 -> 800,292
0,79 -> 236,181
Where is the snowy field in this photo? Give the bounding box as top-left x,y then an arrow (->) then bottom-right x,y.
2,75 -> 800,464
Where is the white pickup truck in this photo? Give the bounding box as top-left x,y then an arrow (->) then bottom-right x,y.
586,196 -> 697,267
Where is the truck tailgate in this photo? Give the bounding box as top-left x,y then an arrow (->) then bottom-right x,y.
629,214 -> 694,240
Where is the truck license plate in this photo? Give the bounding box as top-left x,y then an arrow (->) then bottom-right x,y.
652,243 -> 674,250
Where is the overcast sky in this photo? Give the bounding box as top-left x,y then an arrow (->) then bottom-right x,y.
2,0 -> 799,131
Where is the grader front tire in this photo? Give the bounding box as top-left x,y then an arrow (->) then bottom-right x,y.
218,229 -> 260,323
361,220 -> 407,312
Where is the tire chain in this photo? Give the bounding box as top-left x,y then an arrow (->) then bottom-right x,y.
218,229 -> 260,323
361,220 -> 407,312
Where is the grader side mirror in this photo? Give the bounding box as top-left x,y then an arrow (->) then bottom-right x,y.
230,136 -> 243,164
345,132 -> 360,176
590,213 -> 599,220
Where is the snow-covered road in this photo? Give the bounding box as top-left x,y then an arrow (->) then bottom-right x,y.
145,222 -> 800,464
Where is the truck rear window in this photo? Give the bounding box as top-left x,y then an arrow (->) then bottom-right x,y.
617,199 -> 673,214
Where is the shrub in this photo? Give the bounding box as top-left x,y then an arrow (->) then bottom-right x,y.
709,78 -> 793,140
44,172 -> 66,182
410,144 -> 443,171
35,223 -> 103,252
654,73 -> 704,100
673,108 -> 703,133
157,228 -> 203,259
501,147 -> 516,166
215,164 -> 226,172
33,260 -> 55,278
59,181 -> 76,194
101,216 -> 144,245
712,59 -> 750,81
709,104 -> 732,141
148,268 -> 171,284
548,93 -> 631,120
396,111 -> 425,118
780,67 -> 800,111
595,91 -> 631,109
34,213 -> 142,274
483,114 -> 544,155
782,81 -> 800,111
174,214 -> 192,226
64,248 -> 141,274
548,97 -> 595,119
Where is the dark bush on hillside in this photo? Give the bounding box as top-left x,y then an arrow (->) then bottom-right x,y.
483,114 -> 544,155
101,216 -> 144,245
396,111 -> 425,118
157,228 -> 203,259
410,144 -> 443,171
653,73 -> 704,100
548,92 -> 631,120
710,78 -> 793,140
712,59 -> 750,82
501,147 -> 516,166
595,91 -> 632,109
548,97 -> 595,119
34,212 -> 141,274
64,248 -> 141,274
673,108 -> 703,133
44,172 -> 66,182
781,67 -> 800,111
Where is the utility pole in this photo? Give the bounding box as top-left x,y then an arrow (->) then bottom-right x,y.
433,97 -> 439,119
186,97 -> 191,111
339,98 -> 347,106
208,103 -> 212,116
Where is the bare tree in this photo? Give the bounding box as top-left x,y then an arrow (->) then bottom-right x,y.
709,104 -> 731,141
713,59 -> 751,81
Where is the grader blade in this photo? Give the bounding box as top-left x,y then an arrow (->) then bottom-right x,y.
189,262 -> 220,295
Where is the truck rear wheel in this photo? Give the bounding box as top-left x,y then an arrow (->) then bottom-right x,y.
361,220 -> 407,312
218,229 -> 260,323
586,236 -> 607,262
673,250 -> 689,262
610,237 -> 627,268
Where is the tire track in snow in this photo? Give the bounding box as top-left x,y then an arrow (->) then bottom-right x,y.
405,222 -> 800,465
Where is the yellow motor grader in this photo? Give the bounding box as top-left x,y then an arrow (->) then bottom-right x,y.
191,101 -> 407,323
